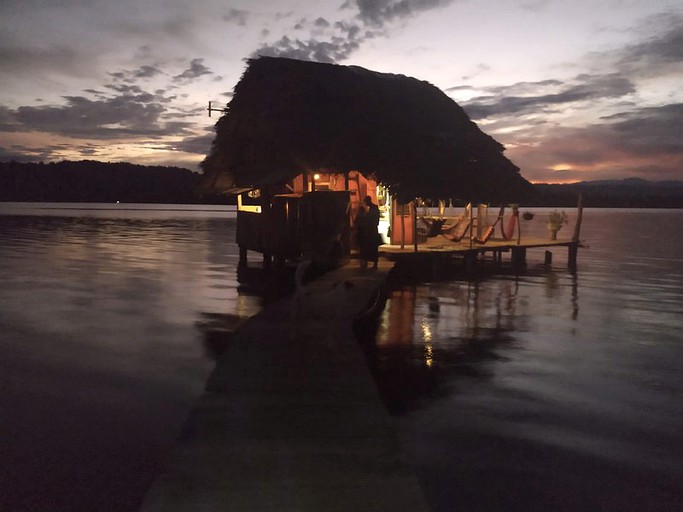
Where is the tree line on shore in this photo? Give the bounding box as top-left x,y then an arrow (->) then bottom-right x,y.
1,160 -> 682,207
0,160 -> 228,204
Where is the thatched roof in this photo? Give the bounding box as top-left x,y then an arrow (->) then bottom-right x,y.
200,57 -> 532,202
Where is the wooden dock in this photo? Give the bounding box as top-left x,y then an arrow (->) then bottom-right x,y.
380,235 -> 581,273
138,260 -> 431,512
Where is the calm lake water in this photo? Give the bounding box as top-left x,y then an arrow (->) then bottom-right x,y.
362,208 -> 683,512
0,203 -> 292,512
1,204 -> 682,512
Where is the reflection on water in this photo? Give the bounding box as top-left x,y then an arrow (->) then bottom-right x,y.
358,279 -> 526,414
0,204 -> 289,512
361,209 -> 683,512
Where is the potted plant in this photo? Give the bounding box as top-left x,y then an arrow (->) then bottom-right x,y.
547,210 -> 568,240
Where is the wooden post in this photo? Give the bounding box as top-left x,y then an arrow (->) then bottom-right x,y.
572,192 -> 584,242
400,202 -> 406,250
239,247 -> 248,266
464,252 -> 476,273
413,200 -> 418,253
569,193 -> 583,269
469,204 -> 474,249
568,242 -> 578,269
512,247 -> 526,269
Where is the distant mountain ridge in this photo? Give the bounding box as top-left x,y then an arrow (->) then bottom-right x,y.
1,160 -> 682,207
573,177 -> 683,187
532,178 -> 683,207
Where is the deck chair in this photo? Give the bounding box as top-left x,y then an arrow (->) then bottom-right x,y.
418,216 -> 447,238
473,225 -> 494,244
441,203 -> 472,242
442,217 -> 472,242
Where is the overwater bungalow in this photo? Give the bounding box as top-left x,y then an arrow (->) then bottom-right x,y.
199,56 -> 534,266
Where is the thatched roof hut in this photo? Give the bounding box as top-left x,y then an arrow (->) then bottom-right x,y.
200,56 -> 531,203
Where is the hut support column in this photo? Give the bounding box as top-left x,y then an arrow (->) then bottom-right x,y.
572,193 -> 584,242
400,202 -> 406,250
512,247 -> 526,269
568,243 -> 578,269
413,200 -> 418,253
239,247 -> 247,267
569,193 -> 583,270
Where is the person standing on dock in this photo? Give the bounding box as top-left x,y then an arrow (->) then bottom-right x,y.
357,195 -> 380,270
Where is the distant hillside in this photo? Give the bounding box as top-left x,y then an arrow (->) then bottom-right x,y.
1,160 -> 681,207
531,178 -> 683,208
0,160 -> 229,204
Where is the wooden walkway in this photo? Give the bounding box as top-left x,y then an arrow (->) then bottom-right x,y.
138,259 -> 431,512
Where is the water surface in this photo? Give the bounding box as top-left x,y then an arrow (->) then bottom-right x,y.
2,205 -> 682,512
0,203 -> 278,512
362,208 -> 683,511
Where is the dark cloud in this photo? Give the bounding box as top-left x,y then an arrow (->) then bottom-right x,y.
620,15 -> 683,66
510,103 -> 683,182
255,0 -> 454,64
133,65 -> 163,78
585,14 -> 683,81
334,20 -> 363,39
0,106 -> 21,132
350,0 -> 455,27
173,58 -> 213,83
0,145 -> 56,162
314,17 -> 330,28
604,103 -> 683,154
444,85 -> 475,93
253,35 -> 360,63
171,133 -> 215,155
223,8 -> 249,26
4,84 -> 193,140
463,75 -> 636,119
138,131 -> 214,156
14,96 -> 162,138
108,64 -> 163,84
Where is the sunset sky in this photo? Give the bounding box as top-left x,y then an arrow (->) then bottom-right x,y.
1,0 -> 681,183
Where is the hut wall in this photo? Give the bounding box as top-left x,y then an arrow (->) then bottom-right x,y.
288,171 -> 377,248
236,211 -> 265,253
299,190 -> 350,260
269,194 -> 302,260
236,189 -> 350,262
